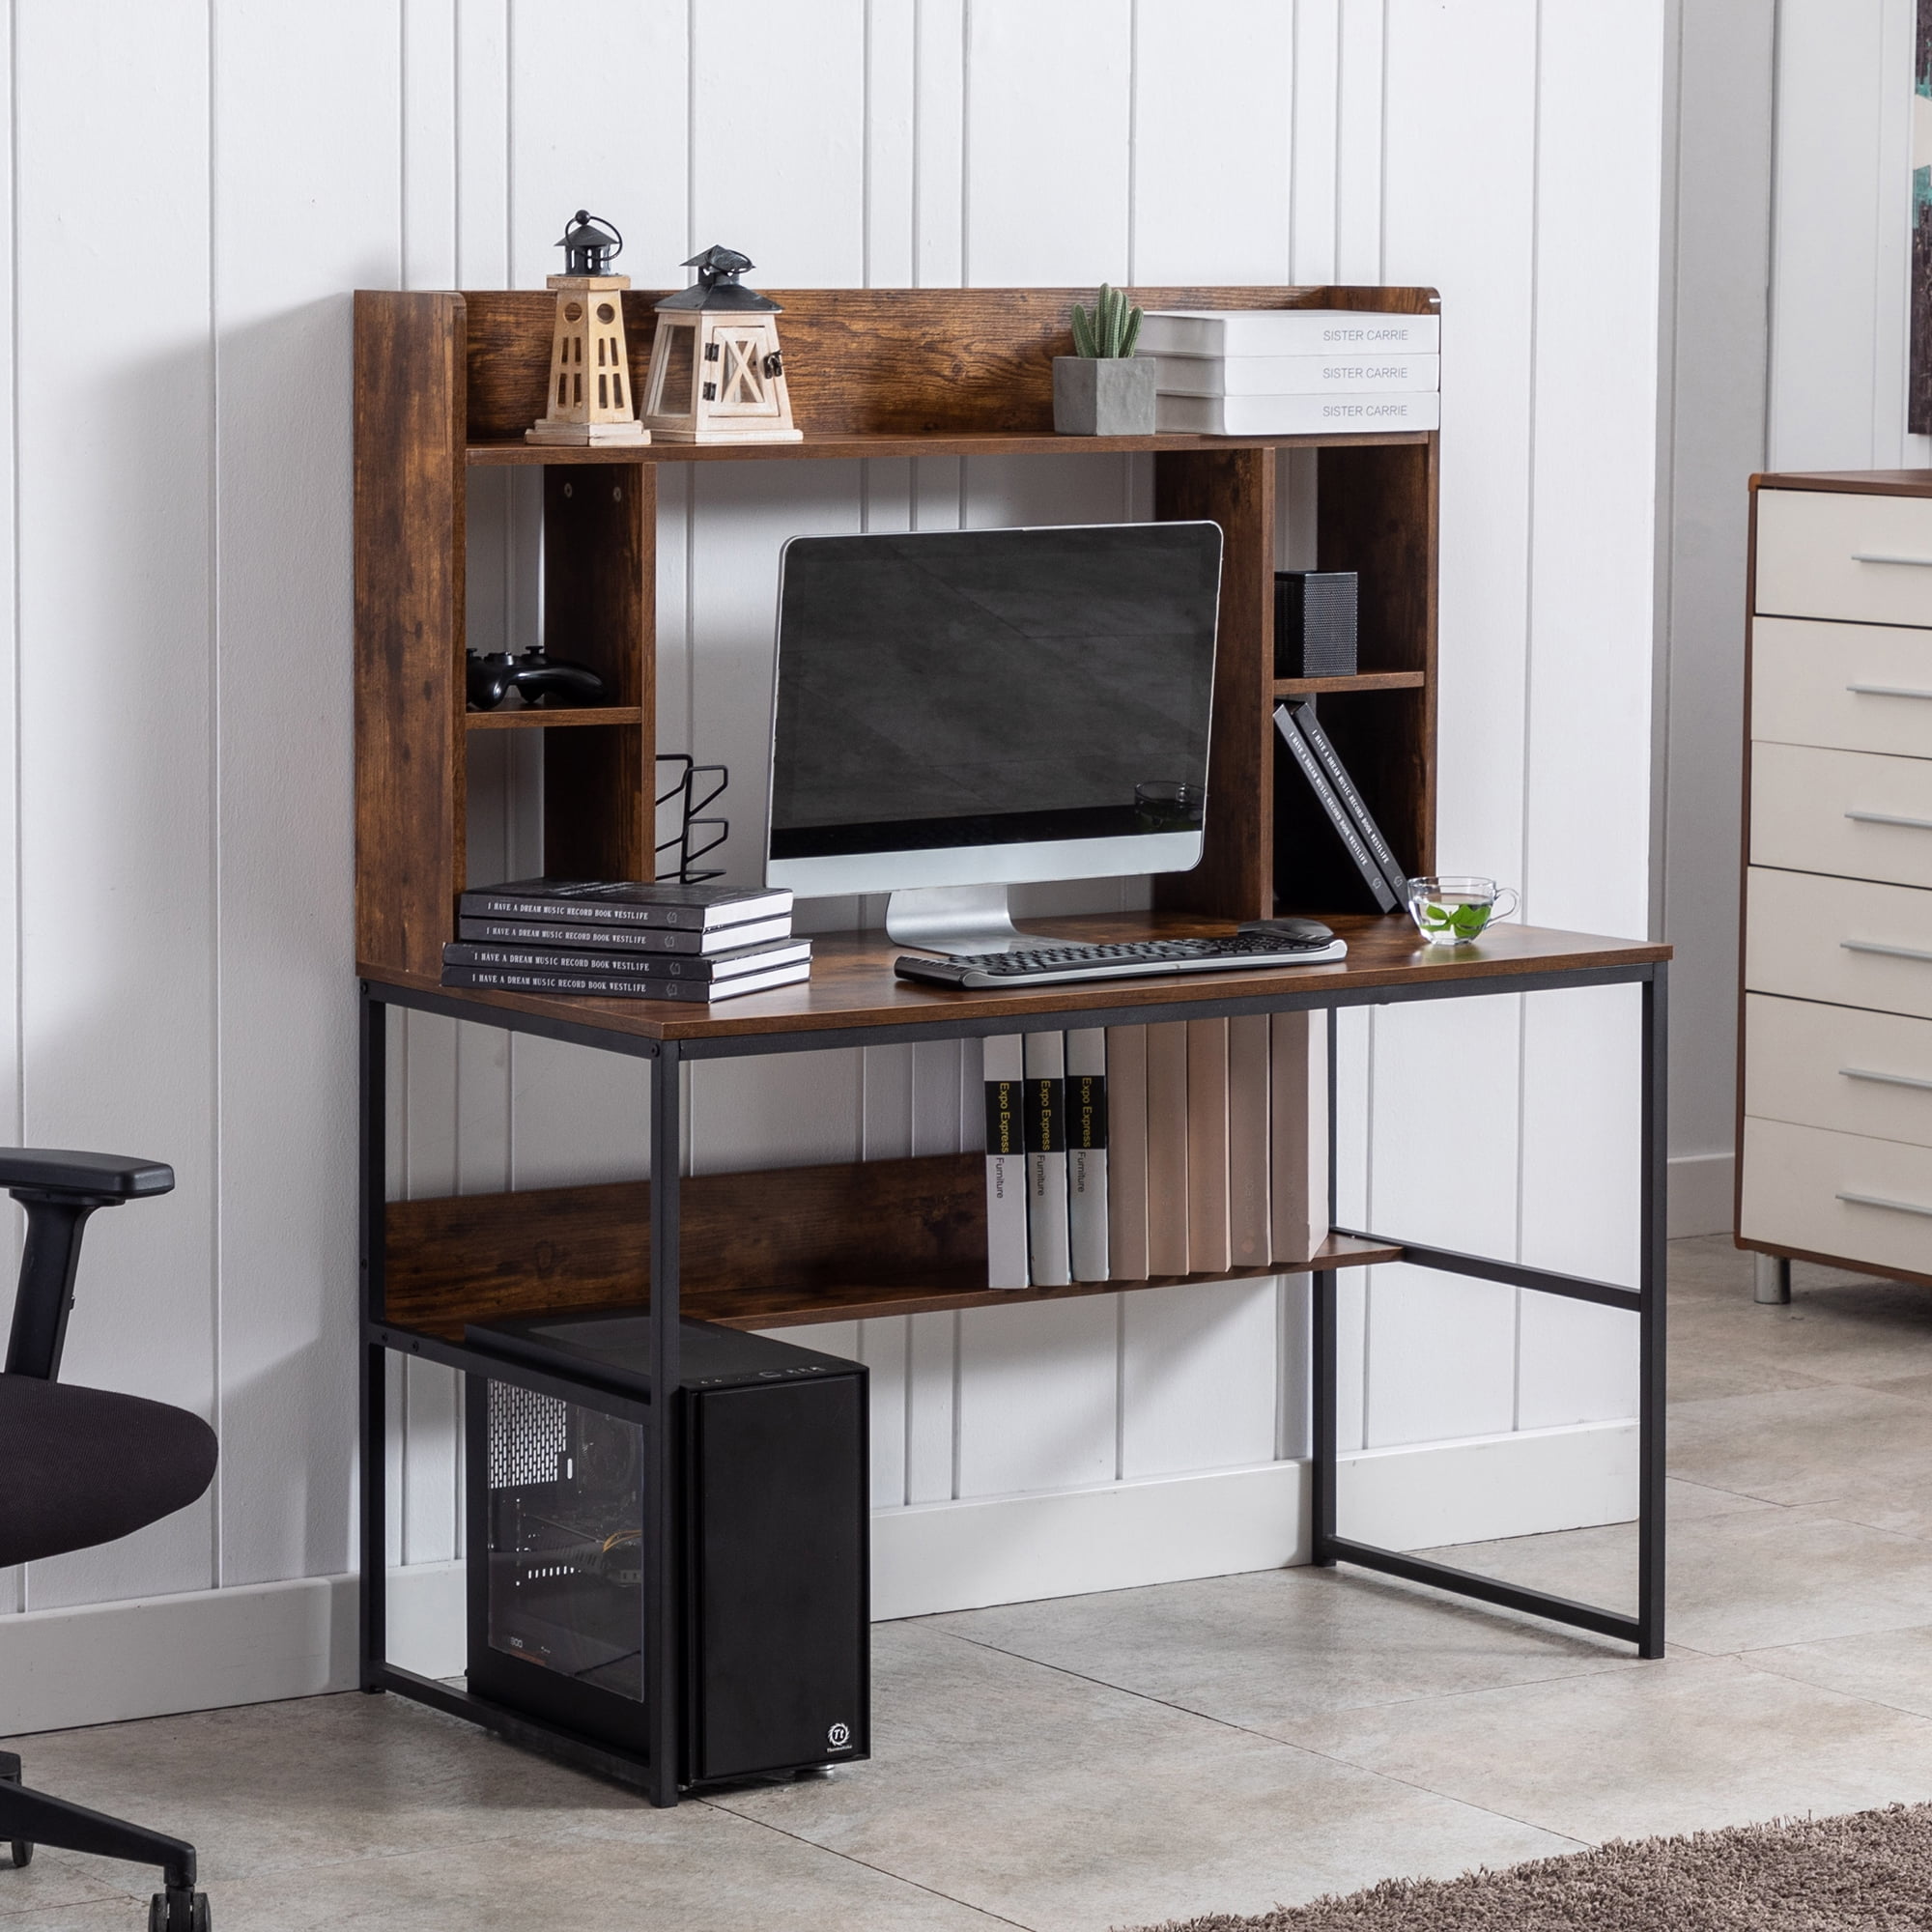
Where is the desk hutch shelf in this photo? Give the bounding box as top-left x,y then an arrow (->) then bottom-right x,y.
355,283 -> 1440,984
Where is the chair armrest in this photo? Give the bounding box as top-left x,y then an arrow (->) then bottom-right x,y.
0,1149 -> 173,1201
0,1151 -> 173,1380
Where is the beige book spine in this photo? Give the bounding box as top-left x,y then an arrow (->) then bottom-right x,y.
1227,1013 -> 1272,1268
1105,1026 -> 1150,1280
1185,1017 -> 1232,1275
1268,1010 -> 1331,1264
1145,1020 -> 1191,1276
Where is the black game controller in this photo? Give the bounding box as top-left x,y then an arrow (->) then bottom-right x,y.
466,648 -> 609,710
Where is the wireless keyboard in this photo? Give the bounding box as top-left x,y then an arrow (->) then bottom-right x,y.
894,931 -> 1349,988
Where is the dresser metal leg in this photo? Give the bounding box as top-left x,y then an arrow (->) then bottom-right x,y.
1752,1254 -> 1791,1305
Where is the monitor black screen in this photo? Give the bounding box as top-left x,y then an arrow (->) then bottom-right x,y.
768,523 -> 1222,862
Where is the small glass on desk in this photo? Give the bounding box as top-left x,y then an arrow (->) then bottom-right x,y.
1134,781 -> 1205,834
1406,875 -> 1518,947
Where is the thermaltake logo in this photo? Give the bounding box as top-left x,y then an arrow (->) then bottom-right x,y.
828,1721 -> 852,1749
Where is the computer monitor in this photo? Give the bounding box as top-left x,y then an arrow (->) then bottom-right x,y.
765,522 -> 1223,956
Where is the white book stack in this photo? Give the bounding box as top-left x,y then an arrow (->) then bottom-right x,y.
1143,308 -> 1440,437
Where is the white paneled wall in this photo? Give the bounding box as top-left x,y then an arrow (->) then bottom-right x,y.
0,0 -> 1668,1650
1658,0 -> 1923,1236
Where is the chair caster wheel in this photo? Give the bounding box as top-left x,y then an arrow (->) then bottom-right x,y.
6,1840 -> 27,1868
149,1889 -> 211,1931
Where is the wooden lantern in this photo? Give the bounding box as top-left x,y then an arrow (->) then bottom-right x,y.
640,245 -> 803,444
526,211 -> 650,447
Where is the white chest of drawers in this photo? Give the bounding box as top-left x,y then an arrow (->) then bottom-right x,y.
1741,473 -> 1932,1291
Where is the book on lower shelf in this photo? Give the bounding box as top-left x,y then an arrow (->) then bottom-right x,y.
1105,1025 -> 1151,1282
1228,1014 -> 1272,1268
1145,1021 -> 1191,1277
982,1035 -> 1030,1291
1023,1032 -> 1072,1289
1065,1029 -> 1110,1284
1269,1011 -> 1330,1264
1185,1019 -> 1232,1275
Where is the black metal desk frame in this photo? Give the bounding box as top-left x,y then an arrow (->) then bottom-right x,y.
356,951 -> 1667,1808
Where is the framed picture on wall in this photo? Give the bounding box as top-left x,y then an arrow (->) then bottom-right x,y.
1914,0 -> 1932,433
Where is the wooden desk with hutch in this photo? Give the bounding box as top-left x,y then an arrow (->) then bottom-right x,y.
354,284 -> 1670,1806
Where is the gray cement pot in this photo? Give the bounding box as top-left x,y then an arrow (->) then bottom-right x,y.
1053,355 -> 1157,436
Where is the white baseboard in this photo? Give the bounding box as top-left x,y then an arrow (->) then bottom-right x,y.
1337,1417 -> 1636,1553
0,1417 -> 1637,1733
872,1416 -> 1637,1619
0,1561 -> 465,1738
871,1462 -> 1312,1620
1669,1149 -> 1735,1236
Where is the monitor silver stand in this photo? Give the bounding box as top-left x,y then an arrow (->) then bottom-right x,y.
885,884 -> 1055,958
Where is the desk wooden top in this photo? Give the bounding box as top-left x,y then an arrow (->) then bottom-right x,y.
361,912 -> 1670,1046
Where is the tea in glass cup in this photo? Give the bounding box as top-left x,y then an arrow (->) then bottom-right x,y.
1406,875 -> 1517,947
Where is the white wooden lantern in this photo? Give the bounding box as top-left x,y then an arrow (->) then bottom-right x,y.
526,211 -> 650,447
640,245 -> 803,444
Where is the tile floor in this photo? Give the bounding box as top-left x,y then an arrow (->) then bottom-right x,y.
13,1236 -> 1932,1929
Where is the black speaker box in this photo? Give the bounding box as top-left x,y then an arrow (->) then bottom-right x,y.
463,1311 -> 868,1789
1274,570 -> 1359,677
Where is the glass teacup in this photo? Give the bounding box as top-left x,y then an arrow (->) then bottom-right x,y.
1134,781 -> 1205,834
1406,875 -> 1518,947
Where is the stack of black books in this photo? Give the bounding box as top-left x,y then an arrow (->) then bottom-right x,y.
441,878 -> 810,1003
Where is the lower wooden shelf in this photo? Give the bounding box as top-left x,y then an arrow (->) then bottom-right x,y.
381,1152 -> 1399,1338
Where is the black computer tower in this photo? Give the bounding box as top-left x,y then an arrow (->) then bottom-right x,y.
462,1311 -> 868,1788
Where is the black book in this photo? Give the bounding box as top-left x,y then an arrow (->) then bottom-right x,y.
459,877 -> 792,932
1271,703 -> 1398,914
443,938 -> 812,981
1283,700 -> 1407,898
440,961 -> 810,1003
457,913 -> 794,956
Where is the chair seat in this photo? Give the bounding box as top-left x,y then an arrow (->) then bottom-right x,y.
0,1375 -> 216,1567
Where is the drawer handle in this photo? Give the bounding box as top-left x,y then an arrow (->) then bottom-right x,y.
1852,552 -> 1932,567
1841,1065 -> 1932,1091
1846,810 -> 1932,831
1842,939 -> 1932,963
1847,682 -> 1932,699
1838,1188 -> 1932,1218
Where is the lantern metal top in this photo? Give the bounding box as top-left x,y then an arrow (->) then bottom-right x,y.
657,243 -> 781,313
556,210 -> 623,276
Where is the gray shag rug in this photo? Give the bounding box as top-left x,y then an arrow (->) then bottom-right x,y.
1126,1804 -> 1932,1930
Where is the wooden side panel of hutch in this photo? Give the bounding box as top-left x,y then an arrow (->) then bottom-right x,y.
354,291 -> 468,980
1152,447 -> 1276,921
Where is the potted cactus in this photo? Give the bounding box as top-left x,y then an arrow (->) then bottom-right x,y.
1054,284 -> 1156,436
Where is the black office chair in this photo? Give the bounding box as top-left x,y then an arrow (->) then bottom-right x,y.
0,1150 -> 217,1931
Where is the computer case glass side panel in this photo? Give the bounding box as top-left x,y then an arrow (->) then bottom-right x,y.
465,1376 -> 650,1753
